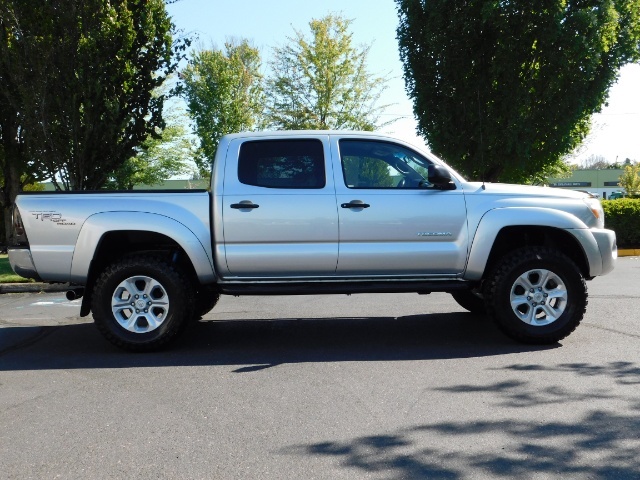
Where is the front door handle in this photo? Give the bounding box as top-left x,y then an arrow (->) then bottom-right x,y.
341,201 -> 370,209
230,201 -> 259,209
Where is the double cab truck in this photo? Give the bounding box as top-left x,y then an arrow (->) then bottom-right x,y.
8,131 -> 617,351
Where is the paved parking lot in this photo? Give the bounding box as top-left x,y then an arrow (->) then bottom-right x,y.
1,257 -> 639,479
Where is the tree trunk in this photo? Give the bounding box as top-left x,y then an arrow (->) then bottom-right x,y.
1,126 -> 25,248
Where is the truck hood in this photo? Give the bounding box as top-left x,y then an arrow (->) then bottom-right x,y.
461,182 -> 590,199
460,181 -> 604,230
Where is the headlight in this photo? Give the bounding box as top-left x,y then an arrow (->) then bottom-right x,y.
583,198 -> 605,229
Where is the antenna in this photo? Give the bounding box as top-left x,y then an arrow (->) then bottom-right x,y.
478,88 -> 486,190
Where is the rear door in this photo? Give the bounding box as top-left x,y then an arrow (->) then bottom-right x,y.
221,136 -> 339,277
332,137 -> 469,276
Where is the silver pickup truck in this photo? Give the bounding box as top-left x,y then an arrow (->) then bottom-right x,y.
8,131 -> 617,351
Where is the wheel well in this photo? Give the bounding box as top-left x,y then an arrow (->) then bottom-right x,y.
483,226 -> 590,279
79,230 -> 200,317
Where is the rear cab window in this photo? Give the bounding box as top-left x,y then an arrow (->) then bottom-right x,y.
238,139 -> 326,189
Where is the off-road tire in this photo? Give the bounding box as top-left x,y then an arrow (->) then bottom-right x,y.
484,247 -> 587,344
92,255 -> 195,352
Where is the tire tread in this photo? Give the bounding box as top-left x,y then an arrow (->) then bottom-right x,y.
484,246 -> 587,344
92,255 -> 194,352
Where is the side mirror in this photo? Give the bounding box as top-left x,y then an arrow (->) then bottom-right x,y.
427,164 -> 455,190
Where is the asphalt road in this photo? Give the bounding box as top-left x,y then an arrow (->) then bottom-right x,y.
1,258 -> 639,479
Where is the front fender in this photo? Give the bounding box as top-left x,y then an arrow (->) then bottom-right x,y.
464,207 -> 597,281
70,212 -> 216,284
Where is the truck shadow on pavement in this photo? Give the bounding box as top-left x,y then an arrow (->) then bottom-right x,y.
0,312 -> 557,371
281,361 -> 640,479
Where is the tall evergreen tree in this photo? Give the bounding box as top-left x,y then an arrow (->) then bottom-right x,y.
396,0 -> 640,183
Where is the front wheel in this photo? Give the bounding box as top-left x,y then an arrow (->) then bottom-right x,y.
92,255 -> 195,351
484,247 -> 587,344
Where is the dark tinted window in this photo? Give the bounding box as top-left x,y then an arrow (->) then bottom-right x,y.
238,140 -> 325,189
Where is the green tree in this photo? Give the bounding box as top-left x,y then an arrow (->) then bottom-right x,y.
104,123 -> 195,191
181,39 -> 264,177
0,0 -> 185,190
619,163 -> 640,197
104,81 -> 197,190
396,0 -> 640,183
266,13 -> 390,131
1,0 -> 186,242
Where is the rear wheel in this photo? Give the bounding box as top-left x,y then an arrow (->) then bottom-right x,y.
92,255 -> 194,351
484,247 -> 587,344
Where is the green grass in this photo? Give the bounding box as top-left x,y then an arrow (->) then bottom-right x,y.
0,254 -> 34,283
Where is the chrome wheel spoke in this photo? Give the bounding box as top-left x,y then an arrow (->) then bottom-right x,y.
112,301 -> 131,311
515,273 -> 535,291
510,294 -> 529,307
150,298 -> 169,308
111,275 -> 170,334
519,305 -> 536,324
124,314 -> 140,332
538,304 -> 560,322
536,270 -> 551,289
509,268 -> 567,327
147,314 -> 161,330
547,288 -> 567,301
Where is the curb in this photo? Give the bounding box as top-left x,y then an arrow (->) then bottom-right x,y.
618,249 -> 640,257
0,283 -> 70,294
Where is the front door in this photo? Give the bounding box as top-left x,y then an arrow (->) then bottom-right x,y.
332,138 -> 468,276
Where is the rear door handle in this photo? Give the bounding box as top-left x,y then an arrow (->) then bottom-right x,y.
230,201 -> 259,209
341,201 -> 370,209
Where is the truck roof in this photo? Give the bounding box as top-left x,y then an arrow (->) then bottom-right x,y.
220,130 -> 398,141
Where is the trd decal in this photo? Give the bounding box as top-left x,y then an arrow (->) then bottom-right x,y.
31,211 -> 76,226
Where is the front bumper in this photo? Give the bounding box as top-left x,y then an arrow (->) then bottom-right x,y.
592,228 -> 617,276
568,228 -> 616,278
8,247 -> 42,281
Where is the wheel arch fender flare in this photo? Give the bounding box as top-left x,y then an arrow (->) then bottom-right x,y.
464,207 -> 597,281
70,211 -> 216,285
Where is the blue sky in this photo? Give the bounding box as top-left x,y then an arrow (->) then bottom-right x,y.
166,0 -> 640,164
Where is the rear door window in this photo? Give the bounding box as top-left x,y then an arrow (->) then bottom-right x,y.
238,139 -> 325,189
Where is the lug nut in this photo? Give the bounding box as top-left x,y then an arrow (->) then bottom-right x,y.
527,296 -> 532,301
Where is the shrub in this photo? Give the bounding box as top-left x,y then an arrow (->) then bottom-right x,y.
619,164 -> 640,197
602,199 -> 640,248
